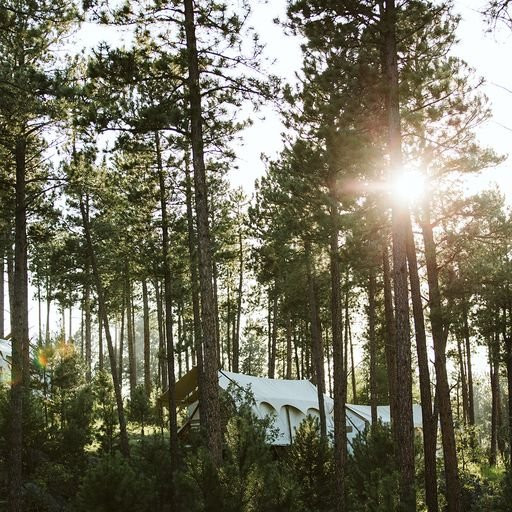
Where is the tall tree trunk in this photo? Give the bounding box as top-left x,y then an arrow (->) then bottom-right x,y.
489,333 -> 499,466
233,225 -> 243,373
368,268 -> 378,427
506,339 -> 512,466
154,279 -> 167,391
154,130 -> 179,471
226,275 -> 231,370
421,201 -> 460,511
268,289 -> 278,379
406,218 -> 438,512
9,136 -> 28,512
213,261 -> 221,366
286,314 -> 293,379
79,195 -> 130,458
85,262 -> 92,382
45,274 -> 50,343
184,156 -> 205,423
142,279 -> 151,397
125,271 -> 136,398
183,0 -> 222,463
463,301 -> 475,426
118,297 -> 125,385
305,240 -> 327,438
98,314 -> 104,372
457,335 -> 469,424
327,198 -> 347,512
382,244 -> 398,428
0,244 -> 4,339
382,1 -> 416,507
346,290 -> 356,403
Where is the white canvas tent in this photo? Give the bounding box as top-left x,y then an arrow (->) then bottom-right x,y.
0,339 -> 11,384
168,368 -> 423,448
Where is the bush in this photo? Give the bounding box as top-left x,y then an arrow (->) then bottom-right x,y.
286,415 -> 334,512
76,453 -> 157,512
346,422 -> 400,512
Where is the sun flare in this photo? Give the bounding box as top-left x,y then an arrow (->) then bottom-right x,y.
390,169 -> 426,204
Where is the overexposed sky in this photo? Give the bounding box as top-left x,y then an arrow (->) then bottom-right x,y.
233,0 -> 512,201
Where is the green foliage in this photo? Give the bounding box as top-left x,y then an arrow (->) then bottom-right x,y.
346,422 -> 400,512
76,453 -> 157,512
128,384 -> 152,436
92,369 -> 119,454
286,415 -> 334,512
177,385 -> 297,512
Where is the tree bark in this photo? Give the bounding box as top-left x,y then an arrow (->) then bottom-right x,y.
233,225 -> 243,373
327,199 -> 347,512
382,243 -> 398,422
85,261 -> 92,382
405,217 -> 438,512
268,289 -> 278,379
489,332 -> 499,466
79,195 -> 130,458
7,245 -> 15,336
154,130 -> 179,469
382,1 -> 415,507
9,136 -> 28,512
184,156 -> 204,420
0,244 -> 5,339
456,335 -> 469,424
125,272 -> 136,398
142,279 -> 151,397
154,279 -> 167,391
98,313 -> 104,372
305,239 -> 327,438
118,297 -> 125,385
368,268 -> 378,427
462,301 -> 475,426
421,201 -> 460,511
183,0 -> 222,463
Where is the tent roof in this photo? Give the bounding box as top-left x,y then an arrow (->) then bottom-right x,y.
346,404 -> 423,428
219,370 -> 329,415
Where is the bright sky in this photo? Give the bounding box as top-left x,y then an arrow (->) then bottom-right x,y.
232,0 -> 512,203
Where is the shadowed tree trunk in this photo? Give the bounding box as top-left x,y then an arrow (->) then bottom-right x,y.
118,297 -> 125,384
268,289 -> 278,379
328,198 -> 347,512
233,226 -> 243,373
154,130 -> 179,472
463,301 -> 475,426
9,136 -> 28,512
368,267 -> 378,427
98,314 -> 104,372
406,217 -> 438,512
286,315 -> 293,379
456,335 -> 469,424
184,157 -> 205,424
125,271 -> 136,398
154,279 -> 167,392
79,195 -> 130,458
505,305 -> 512,467
85,261 -> 92,382
421,198 -> 460,511
489,330 -> 499,466
382,242 -> 399,433
0,244 -> 4,339
305,239 -> 327,438
183,0 -> 222,463
142,279 -> 151,397
382,1 -> 415,507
